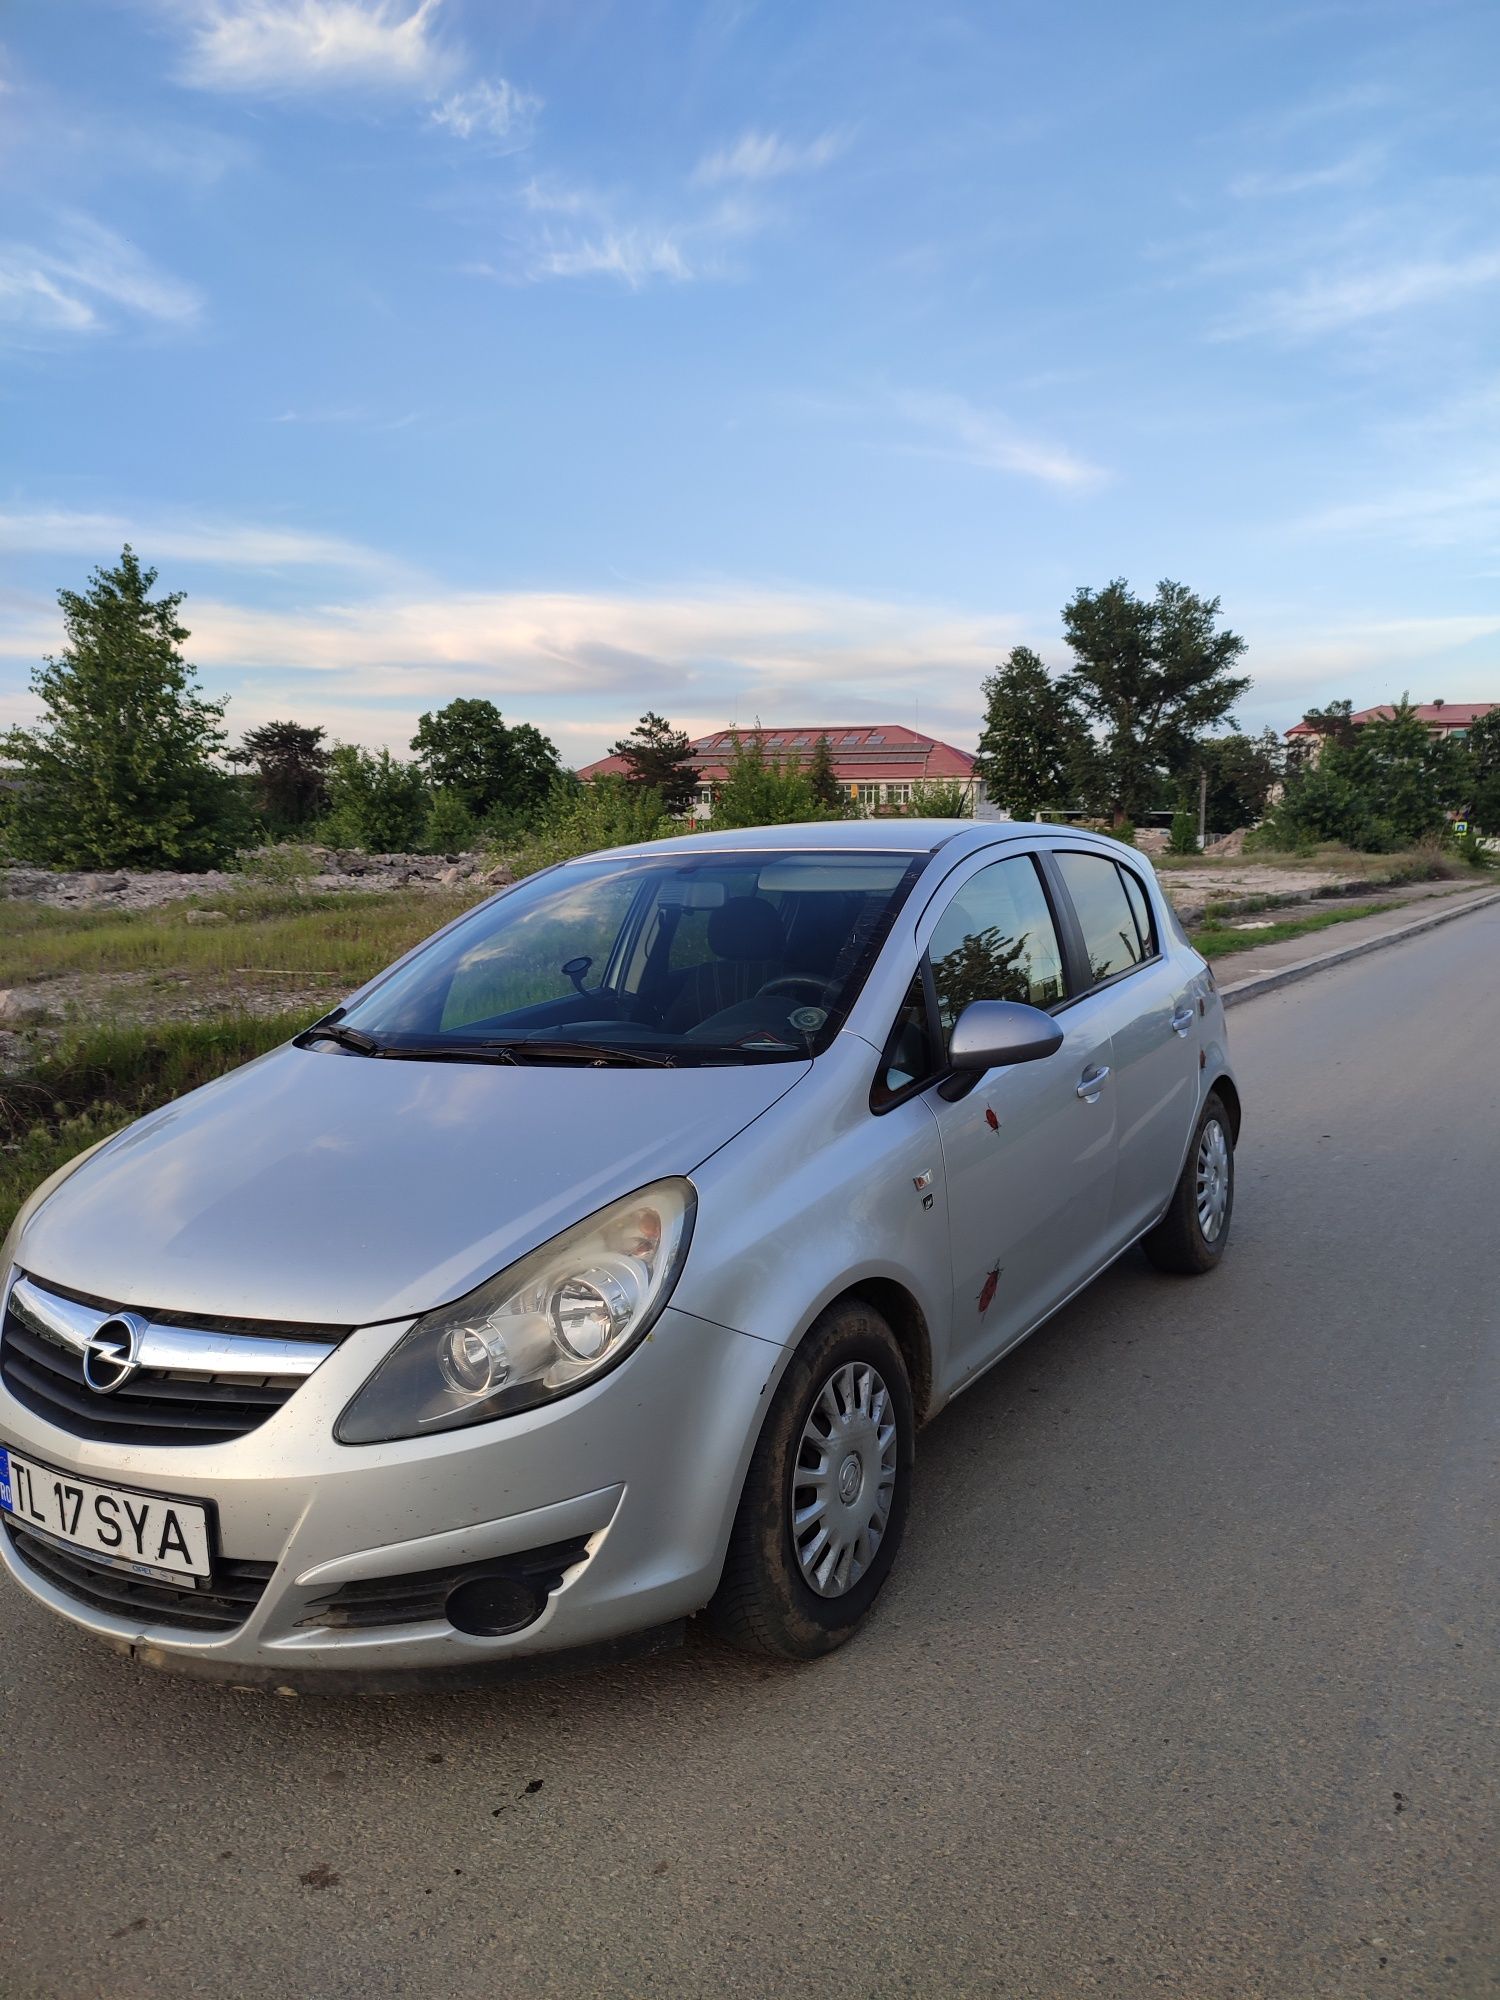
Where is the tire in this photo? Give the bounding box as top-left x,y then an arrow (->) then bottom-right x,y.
1143,1091 -> 1235,1275
707,1298 -> 915,1660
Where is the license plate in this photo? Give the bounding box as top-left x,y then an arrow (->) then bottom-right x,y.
0,1447 -> 211,1580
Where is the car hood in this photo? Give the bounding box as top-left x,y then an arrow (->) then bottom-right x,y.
14,1044 -> 809,1326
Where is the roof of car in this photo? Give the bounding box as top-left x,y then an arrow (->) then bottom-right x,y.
588,818 -> 1086,862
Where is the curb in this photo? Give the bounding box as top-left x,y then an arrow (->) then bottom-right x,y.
1219,886 -> 1500,1009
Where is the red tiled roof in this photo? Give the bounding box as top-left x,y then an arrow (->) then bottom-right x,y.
1286,701 -> 1496,738
578,724 -> 977,783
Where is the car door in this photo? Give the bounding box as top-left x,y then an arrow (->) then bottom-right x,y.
899,848 -> 1118,1390
1043,848 -> 1199,1243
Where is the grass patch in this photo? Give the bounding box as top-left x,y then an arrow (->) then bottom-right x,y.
1192,899 -> 1395,960
1157,840 -> 1472,885
1,1013 -> 314,1237
0,885 -> 484,987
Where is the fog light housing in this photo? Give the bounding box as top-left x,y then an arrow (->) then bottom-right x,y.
445,1572 -> 545,1637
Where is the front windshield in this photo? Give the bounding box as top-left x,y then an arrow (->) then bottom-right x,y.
335,849 -> 925,1065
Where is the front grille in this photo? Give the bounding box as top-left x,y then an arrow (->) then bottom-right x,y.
6,1522 -> 274,1633
1,1287 -> 323,1448
299,1538 -> 591,1630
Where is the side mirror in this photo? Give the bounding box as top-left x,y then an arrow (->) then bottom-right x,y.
946,999 -> 1063,1079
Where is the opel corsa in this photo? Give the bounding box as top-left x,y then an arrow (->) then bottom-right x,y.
0,821 -> 1238,1679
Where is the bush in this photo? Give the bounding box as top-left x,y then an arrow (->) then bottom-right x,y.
1447,823 -> 1496,870
1168,808 -> 1199,856
709,734 -> 825,829
1258,760 -> 1398,852
504,774 -> 679,874
422,788 -> 479,854
319,744 -> 429,852
232,841 -> 321,891
906,779 -> 972,818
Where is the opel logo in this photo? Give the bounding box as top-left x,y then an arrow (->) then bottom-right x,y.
80,1313 -> 146,1395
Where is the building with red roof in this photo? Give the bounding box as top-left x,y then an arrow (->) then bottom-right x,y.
578,724 -> 983,818
1286,698 -> 1496,762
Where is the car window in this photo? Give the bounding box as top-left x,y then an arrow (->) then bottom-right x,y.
441,871 -> 641,1028
1118,865 -> 1157,960
340,850 -> 924,1064
928,854 -> 1067,1043
1055,851 -> 1147,986
874,973 -> 936,1103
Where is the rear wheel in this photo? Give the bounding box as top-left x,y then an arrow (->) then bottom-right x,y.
1143,1091 -> 1235,1275
708,1298 -> 914,1660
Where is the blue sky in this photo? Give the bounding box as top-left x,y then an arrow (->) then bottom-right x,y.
2,0 -> 1497,769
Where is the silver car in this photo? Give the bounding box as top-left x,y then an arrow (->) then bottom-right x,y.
0,820 -> 1237,1681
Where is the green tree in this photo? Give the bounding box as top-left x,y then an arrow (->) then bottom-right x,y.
230,719 -> 330,832
506,722 -> 566,813
1061,579 -> 1250,825
322,744 -> 429,852
1355,694 -> 1462,844
411,699 -> 562,820
1296,699 -> 1358,752
1,546 -> 245,868
975,646 -> 1085,818
1264,694 -> 1460,851
1465,707 -> 1500,834
1192,729 -> 1283,835
709,732 -> 824,829
806,733 -> 853,815
609,711 -> 698,816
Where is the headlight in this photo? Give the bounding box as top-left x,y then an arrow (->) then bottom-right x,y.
335,1179 -> 696,1444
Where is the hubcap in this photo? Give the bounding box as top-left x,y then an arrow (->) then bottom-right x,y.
1196,1118 -> 1231,1241
790,1362 -> 898,1598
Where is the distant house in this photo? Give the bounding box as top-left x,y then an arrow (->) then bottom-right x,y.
1286,699 -> 1496,764
578,724 -> 985,819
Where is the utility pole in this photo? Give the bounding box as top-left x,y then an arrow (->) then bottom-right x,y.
1197,765 -> 1208,849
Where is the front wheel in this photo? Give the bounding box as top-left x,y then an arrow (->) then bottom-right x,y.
707,1299 -> 915,1660
1143,1091 -> 1235,1275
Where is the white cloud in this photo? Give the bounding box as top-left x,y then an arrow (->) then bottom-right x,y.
0,579 -> 1027,757
1240,611 -> 1500,709
0,217 -> 201,340
475,183 -> 762,289
1300,467 -> 1500,547
0,508 -> 381,571
880,386 -> 1104,492
172,0 -> 455,95
693,128 -> 847,186
431,77 -> 539,146
1215,245 -> 1500,341
1229,148 -> 1381,200
532,227 -> 696,288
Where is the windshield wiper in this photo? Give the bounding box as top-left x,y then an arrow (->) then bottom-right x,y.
486,1039 -> 680,1068
296,1023 -> 384,1056
372,1040 -> 520,1066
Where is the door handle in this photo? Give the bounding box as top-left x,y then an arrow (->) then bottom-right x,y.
1170,1006 -> 1195,1037
1077,1065 -> 1110,1102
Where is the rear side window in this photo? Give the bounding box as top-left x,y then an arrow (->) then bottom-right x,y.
1118,865 -> 1157,960
1055,852 -> 1148,987
928,854 -> 1067,1040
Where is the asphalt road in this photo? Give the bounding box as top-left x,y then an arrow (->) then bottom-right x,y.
3,903 -> 1497,2000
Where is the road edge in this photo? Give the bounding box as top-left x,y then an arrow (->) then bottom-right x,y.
1219,885 -> 1500,1009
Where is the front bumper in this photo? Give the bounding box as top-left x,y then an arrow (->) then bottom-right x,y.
0,1300 -> 780,1679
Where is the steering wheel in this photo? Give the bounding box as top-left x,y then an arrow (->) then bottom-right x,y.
755,975 -> 833,1004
